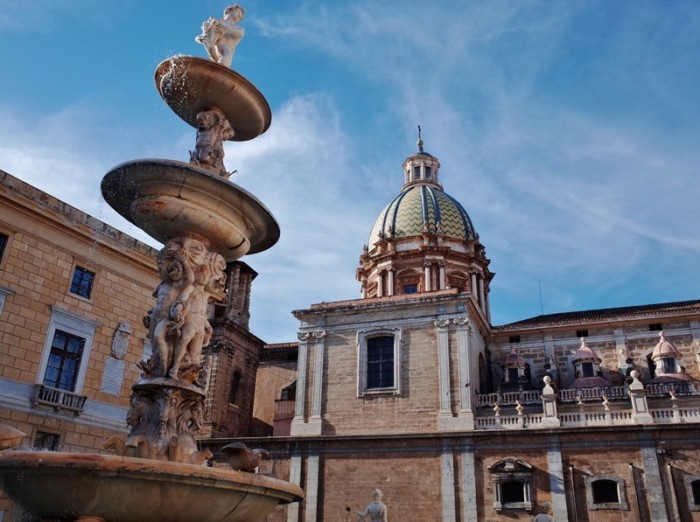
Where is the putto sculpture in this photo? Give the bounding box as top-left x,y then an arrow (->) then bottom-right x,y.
196,4 -> 245,68
189,107 -> 236,177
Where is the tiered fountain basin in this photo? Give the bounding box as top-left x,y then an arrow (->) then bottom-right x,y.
0,451 -> 303,521
101,159 -> 279,261
156,56 -> 271,141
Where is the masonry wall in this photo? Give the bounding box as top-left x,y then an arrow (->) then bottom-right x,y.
232,425 -> 700,522
0,170 -> 159,451
317,324 -> 441,435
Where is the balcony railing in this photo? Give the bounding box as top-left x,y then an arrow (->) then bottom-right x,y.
33,384 -> 87,415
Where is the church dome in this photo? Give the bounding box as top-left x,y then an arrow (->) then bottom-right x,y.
367,185 -> 476,246
356,133 -> 492,311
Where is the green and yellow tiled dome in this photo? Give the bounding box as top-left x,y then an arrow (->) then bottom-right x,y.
368,184 -> 476,247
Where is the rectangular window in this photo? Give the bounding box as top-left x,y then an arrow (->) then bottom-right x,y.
0,233 -> 7,262
649,323 -> 663,331
33,431 -> 60,451
70,266 -> 95,299
403,284 -> 417,294
413,166 -> 421,180
509,335 -> 521,344
663,357 -> 676,374
43,329 -> 85,392
582,362 -> 595,378
576,329 -> 589,338
367,336 -> 394,389
357,329 -> 401,396
424,166 -> 432,179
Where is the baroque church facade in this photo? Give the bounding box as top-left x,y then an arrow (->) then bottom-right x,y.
243,141 -> 700,521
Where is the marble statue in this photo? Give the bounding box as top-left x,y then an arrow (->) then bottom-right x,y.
357,488 -> 388,522
196,5 -> 245,68
189,107 -> 235,177
141,237 -> 226,382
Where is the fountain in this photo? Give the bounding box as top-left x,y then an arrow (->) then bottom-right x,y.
0,5 -> 303,521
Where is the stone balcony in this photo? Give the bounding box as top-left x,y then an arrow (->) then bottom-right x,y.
474,379 -> 700,430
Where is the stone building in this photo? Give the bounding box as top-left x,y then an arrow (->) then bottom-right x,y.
0,169 -> 269,516
240,141 -> 700,521
0,169 -> 159,515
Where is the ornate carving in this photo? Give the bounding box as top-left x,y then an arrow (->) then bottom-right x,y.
220,441 -> 269,472
434,318 -> 450,328
313,330 -> 327,339
111,321 -> 131,359
453,316 -> 470,327
141,237 -> 226,384
297,331 -> 312,342
196,5 -> 245,68
189,107 -> 235,178
105,382 -> 212,465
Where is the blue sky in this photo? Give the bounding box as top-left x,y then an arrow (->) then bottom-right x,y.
1,1 -> 699,343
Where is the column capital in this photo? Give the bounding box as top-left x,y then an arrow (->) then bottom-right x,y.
434,318 -> 450,328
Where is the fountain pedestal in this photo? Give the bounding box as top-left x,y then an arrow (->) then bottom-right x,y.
0,8 -> 303,521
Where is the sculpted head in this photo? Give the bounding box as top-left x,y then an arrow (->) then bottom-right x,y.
224,4 -> 244,22
372,488 -> 382,500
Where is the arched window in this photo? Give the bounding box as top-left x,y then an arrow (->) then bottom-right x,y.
229,370 -> 242,405
478,353 -> 488,394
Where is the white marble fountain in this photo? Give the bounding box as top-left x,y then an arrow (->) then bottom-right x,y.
0,5 -> 303,521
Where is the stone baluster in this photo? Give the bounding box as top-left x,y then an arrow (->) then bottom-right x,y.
628,370 -> 654,424
541,376 -> 560,428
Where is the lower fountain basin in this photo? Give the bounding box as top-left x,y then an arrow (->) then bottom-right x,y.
0,451 -> 303,522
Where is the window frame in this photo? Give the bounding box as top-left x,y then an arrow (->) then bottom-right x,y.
357,328 -> 402,397
684,476 -> 700,511
0,231 -> 9,267
489,458 -> 534,512
37,307 -> 100,394
69,265 -> 96,300
585,475 -> 629,511
43,329 -> 85,392
33,430 -> 61,451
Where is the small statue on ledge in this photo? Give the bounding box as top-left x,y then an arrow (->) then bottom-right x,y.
357,488 -> 388,522
196,5 -> 245,68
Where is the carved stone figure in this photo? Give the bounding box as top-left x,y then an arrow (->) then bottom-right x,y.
196,5 -> 245,68
357,488 -> 388,522
141,237 -> 226,383
189,108 -> 235,177
221,442 -> 269,472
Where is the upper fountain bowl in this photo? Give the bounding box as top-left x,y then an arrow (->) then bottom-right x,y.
156,56 -> 271,141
